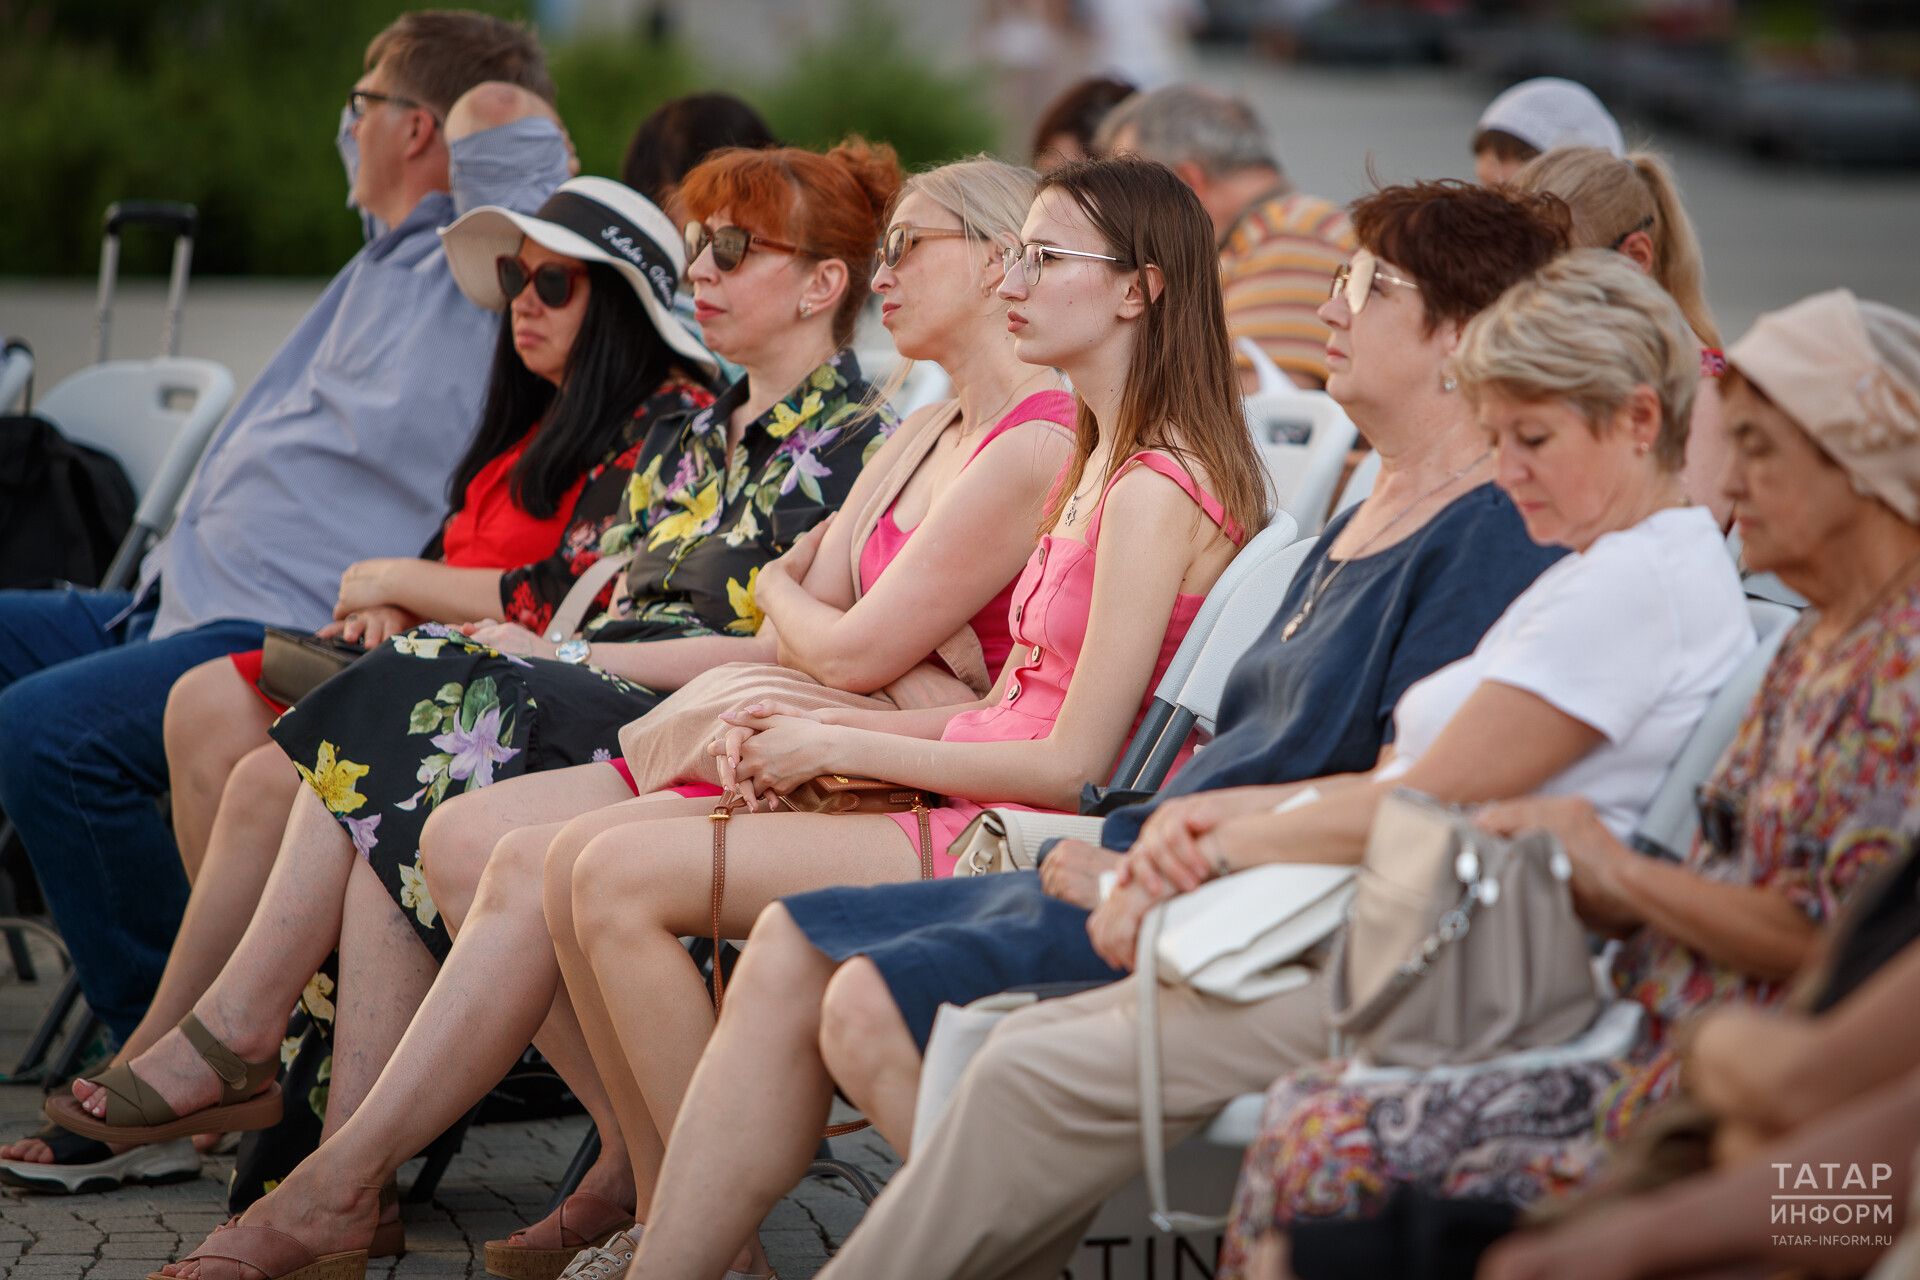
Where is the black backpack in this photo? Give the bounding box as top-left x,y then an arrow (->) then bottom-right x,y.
0,413 -> 139,590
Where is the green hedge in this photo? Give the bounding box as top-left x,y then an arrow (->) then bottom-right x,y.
0,0 -> 1000,277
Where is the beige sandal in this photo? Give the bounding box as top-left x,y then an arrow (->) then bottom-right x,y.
144,1223 -> 365,1280
48,1011 -> 282,1146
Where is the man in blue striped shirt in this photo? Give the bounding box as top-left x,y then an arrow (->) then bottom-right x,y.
0,13 -> 569,1061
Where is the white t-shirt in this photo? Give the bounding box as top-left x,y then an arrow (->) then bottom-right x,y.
1377,505 -> 1755,838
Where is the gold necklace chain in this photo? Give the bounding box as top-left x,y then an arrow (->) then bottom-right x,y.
1281,451 -> 1491,642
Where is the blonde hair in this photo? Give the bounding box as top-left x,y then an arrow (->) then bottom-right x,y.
874,156 -> 1040,411
1510,147 -> 1721,350
1453,249 -> 1700,470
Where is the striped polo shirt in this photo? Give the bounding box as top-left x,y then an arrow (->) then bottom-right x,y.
1221,188 -> 1356,388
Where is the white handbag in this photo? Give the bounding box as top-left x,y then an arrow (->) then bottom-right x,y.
948,809 -> 1107,877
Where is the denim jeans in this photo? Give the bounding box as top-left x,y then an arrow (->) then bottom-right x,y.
0,587 -> 263,1041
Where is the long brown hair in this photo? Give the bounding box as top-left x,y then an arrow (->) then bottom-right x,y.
1033,156 -> 1268,541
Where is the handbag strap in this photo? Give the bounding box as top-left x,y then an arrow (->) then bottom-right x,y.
545,549 -> 635,643
1135,903 -> 1228,1234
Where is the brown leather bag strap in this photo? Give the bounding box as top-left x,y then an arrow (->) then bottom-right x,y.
707,796 -> 743,1012
915,803 -> 934,880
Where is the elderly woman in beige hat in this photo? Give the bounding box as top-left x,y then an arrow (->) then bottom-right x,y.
1214,288 -> 1920,1280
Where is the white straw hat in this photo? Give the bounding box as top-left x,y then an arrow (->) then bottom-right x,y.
440,176 -> 715,375
1477,77 -> 1626,158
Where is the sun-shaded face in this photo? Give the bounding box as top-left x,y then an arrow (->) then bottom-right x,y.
507,238 -> 591,387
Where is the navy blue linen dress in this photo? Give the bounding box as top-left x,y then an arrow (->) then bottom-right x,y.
784,484 -> 1565,1048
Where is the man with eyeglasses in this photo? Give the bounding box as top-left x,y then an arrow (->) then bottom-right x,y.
0,11 -> 570,1194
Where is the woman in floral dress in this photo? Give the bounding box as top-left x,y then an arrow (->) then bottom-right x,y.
1222,289 -> 1920,1279
52,141 -> 903,1233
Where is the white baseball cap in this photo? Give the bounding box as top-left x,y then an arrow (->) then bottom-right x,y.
1477,77 -> 1625,158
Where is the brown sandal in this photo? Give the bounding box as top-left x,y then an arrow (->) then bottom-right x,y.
483,1191 -> 635,1280
144,1223 -> 365,1280
48,1011 -> 282,1146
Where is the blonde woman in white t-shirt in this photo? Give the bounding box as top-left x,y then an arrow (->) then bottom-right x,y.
808,248 -> 1757,1280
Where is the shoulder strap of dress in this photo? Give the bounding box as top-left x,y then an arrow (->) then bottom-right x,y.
1085,450 -> 1238,549
961,389 -> 1077,469
844,398 -> 965,604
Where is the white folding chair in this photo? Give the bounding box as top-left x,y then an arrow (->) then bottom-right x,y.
1632,597 -> 1799,861
36,356 -> 235,589
1333,447 -> 1380,517
0,342 -> 32,414
1244,391 -> 1358,537
1108,513 -> 1303,790
1236,336 -> 1302,400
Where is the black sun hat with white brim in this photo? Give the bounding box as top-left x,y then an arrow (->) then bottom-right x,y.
440,175 -> 715,375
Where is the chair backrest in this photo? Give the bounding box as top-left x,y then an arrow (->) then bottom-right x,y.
1236,336 -> 1301,400
1108,512 -> 1301,790
0,343 -> 32,414
1131,533 -> 1320,791
1333,447 -> 1380,517
1244,391 -> 1358,536
1631,597 -> 1801,861
36,357 -> 235,530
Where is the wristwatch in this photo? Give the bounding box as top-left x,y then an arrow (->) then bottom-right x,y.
555,638 -> 592,666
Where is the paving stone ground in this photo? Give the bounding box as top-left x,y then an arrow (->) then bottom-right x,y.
0,934 -> 899,1278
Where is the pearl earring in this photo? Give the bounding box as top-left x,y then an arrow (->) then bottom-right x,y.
1441,374 -> 1458,393
800,301 -> 813,318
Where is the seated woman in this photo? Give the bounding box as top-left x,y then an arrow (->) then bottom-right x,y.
1506,146 -> 1732,524
1221,287 -> 1920,1278
617,177 -> 1573,1269
50,135 -> 897,1175
0,172 -> 717,1188
1479,853 -> 1920,1280
802,248 -> 1760,1280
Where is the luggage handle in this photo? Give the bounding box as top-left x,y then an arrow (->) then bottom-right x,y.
96,200 -> 199,363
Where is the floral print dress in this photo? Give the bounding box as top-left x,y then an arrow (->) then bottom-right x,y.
1217,579 -> 1920,1274
233,353 -> 885,1210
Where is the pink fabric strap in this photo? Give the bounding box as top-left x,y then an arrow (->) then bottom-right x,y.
961,389 -> 1076,468
1085,450 -> 1239,548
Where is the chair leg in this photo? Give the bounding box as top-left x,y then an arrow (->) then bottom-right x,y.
807,1152 -> 882,1205
9,969 -> 86,1081
0,819 -> 36,983
544,1127 -> 601,1217
405,1102 -> 481,1204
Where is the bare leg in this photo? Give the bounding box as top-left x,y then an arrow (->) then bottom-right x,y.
619,904 -> 843,1280
74,785 -> 360,1121
163,657 -> 276,882
819,957 -> 923,1154
321,857 -> 438,1142
554,807 -> 919,1280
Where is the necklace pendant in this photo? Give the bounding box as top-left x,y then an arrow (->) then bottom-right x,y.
1281,612 -> 1304,641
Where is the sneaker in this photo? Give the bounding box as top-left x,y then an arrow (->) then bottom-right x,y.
0,1123 -> 200,1194
554,1225 -> 641,1280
